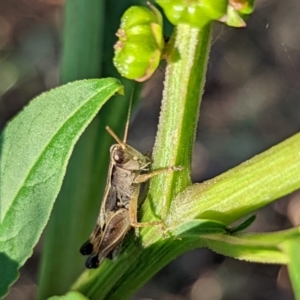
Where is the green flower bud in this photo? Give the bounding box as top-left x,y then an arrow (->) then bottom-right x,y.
155,0 -> 228,28
113,4 -> 164,82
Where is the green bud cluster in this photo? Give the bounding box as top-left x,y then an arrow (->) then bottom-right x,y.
113,5 -> 164,82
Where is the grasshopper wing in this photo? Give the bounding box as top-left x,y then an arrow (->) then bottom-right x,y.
85,209 -> 131,269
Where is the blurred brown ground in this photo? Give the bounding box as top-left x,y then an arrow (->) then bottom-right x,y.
1,0 -> 300,299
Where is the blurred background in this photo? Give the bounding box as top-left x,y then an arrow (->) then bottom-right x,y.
1,0 -> 300,299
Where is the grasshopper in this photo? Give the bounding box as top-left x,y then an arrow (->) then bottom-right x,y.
80,97 -> 181,268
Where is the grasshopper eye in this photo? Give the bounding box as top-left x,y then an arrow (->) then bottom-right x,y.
114,153 -> 122,162
113,149 -> 128,164
114,153 -> 124,163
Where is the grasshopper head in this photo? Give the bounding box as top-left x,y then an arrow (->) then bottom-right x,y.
110,144 -> 149,171
106,126 -> 150,171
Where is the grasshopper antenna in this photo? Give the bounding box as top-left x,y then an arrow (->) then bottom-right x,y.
123,88 -> 134,144
105,126 -> 126,149
105,88 -> 134,149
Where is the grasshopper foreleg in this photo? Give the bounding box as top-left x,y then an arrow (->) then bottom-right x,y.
134,166 -> 182,183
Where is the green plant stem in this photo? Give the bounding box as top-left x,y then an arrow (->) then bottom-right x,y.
145,24 -> 212,221
72,236 -> 205,300
108,24 -> 213,297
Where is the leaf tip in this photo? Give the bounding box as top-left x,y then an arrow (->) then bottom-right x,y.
118,86 -> 125,96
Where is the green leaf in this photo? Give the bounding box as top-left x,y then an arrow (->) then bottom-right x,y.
227,215 -> 256,234
48,291 -> 89,300
202,226 -> 300,264
220,4 -> 247,27
0,78 -> 122,298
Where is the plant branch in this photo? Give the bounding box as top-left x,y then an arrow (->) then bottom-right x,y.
168,132 -> 300,227
144,24 -> 212,222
